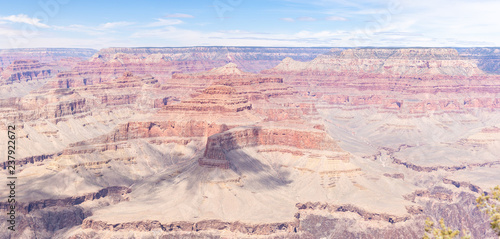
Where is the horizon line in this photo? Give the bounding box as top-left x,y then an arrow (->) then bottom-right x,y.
1,46 -> 499,51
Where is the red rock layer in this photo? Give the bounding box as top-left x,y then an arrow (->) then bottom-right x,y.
200,127 -> 341,168
69,121 -> 231,147
164,85 -> 252,112
260,48 -> 500,114
264,48 -> 484,77
0,60 -> 53,85
40,47 -> 330,88
0,72 -> 171,122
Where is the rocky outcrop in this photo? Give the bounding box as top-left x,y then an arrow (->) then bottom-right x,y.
81,219 -> 299,235
457,47 -> 500,74
201,126 -> 342,168
164,85 -> 252,112
383,173 -> 405,180
442,178 -> 482,194
43,70 -> 95,89
1,153 -> 55,169
1,206 -> 88,239
208,62 -> 244,75
0,186 -> 130,239
0,186 -> 131,214
299,214 -> 425,239
0,72 -> 171,122
75,121 -> 230,146
0,88 -> 91,122
392,158 -> 467,172
298,191 -> 494,239
0,60 -> 54,85
296,202 -> 412,223
205,127 -> 340,154
403,188 -> 453,202
170,63 -> 297,101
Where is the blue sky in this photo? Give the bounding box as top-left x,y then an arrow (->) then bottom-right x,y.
0,0 -> 498,49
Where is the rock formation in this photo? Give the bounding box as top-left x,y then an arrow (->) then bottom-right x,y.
1,47 -> 500,239
265,48 -> 484,77
456,47 -> 500,74
0,60 -> 54,85
164,85 -> 252,113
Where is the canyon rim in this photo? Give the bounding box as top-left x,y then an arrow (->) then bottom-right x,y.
1,1 -> 500,239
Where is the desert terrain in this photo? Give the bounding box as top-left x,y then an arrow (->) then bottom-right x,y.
0,47 -> 499,238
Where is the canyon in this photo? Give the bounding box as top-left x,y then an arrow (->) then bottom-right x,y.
0,47 -> 499,238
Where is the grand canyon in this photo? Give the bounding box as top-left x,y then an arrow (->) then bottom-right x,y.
0,46 -> 499,238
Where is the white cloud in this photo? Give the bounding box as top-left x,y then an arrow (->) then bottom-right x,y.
164,13 -> 194,18
53,24 -> 105,35
127,18 -> 497,48
0,35 -> 123,49
52,21 -> 135,36
385,0 -> 500,46
218,30 -> 254,34
280,18 -> 295,22
314,0 -> 499,46
99,21 -> 134,29
130,26 -> 349,47
3,22 -> 496,49
281,16 -> 346,22
2,0 -> 499,48
147,18 -> 184,27
325,16 -> 347,21
297,16 -> 316,21
0,14 -> 49,28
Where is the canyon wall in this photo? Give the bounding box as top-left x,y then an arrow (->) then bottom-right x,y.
1,47 -> 499,238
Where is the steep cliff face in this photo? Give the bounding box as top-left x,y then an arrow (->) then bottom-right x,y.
93,46 -> 331,72
169,63 -> 297,102
0,49 -> 97,99
0,60 -> 54,85
200,126 -> 344,169
61,47 -> 331,85
457,47 -> 500,74
265,48 -> 484,77
164,85 -> 252,113
0,72 -> 173,124
203,127 -> 341,160
262,48 -> 500,118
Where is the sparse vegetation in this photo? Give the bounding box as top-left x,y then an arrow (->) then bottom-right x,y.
422,185 -> 500,239
476,186 -> 500,237
422,217 -> 471,239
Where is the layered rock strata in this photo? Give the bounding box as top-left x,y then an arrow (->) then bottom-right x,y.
164,85 -> 252,112
1,47 -> 500,238
0,60 -> 54,85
